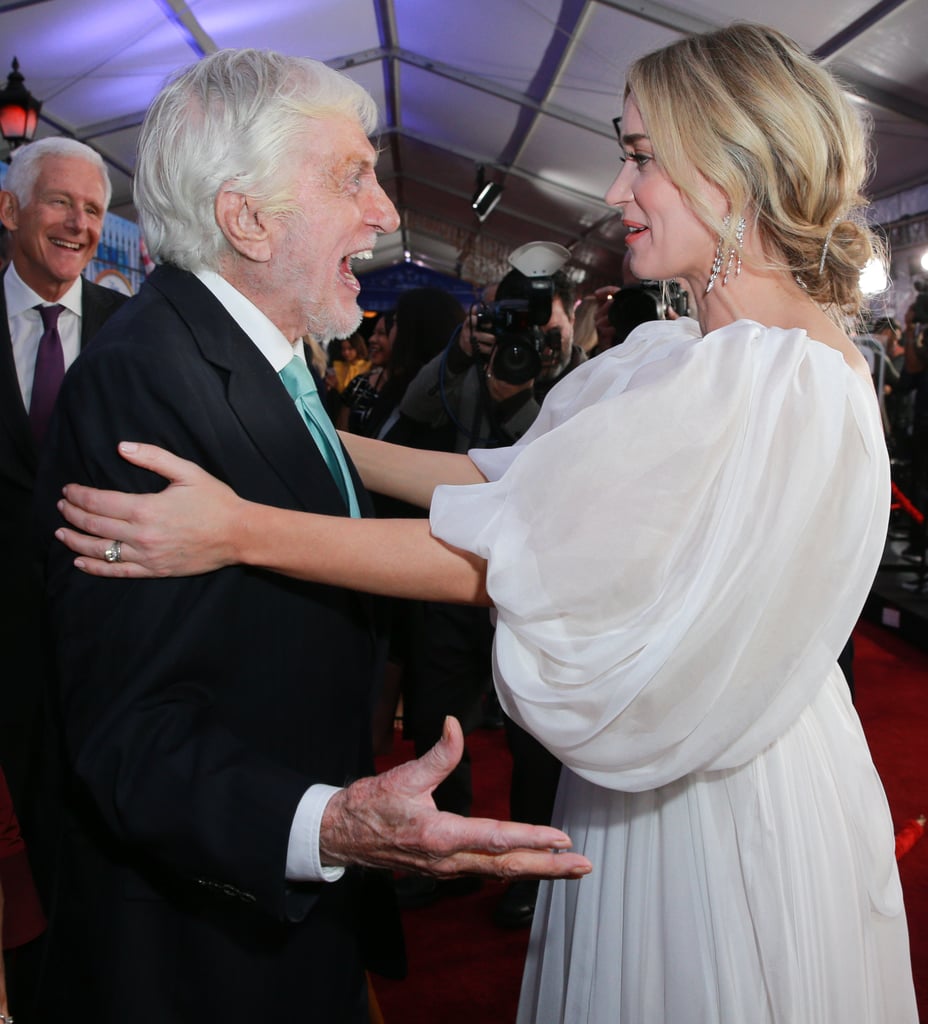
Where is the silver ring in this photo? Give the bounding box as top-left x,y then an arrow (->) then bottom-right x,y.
1,1013 -> 16,1023
104,540 -> 122,564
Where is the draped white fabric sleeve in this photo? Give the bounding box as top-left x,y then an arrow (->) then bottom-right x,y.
430,319 -> 890,791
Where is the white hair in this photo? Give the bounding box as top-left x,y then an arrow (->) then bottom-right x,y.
134,48 -> 380,272
4,137 -> 112,210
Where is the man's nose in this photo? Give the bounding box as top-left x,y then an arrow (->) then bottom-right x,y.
370,181 -> 400,235
64,205 -> 89,231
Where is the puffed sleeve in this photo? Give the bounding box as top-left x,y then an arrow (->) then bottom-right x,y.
431,321 -> 889,790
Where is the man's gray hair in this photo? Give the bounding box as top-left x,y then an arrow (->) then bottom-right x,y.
4,137 -> 112,210
134,48 -> 380,272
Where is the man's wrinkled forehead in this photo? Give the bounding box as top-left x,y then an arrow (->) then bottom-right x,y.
305,114 -> 380,181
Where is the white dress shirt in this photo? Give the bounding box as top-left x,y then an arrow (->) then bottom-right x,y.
5,262 -> 84,409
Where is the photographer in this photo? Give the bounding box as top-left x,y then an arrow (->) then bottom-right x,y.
528,272 -> 583,403
397,267 -> 572,926
401,268 -> 573,452
592,276 -> 690,356
897,300 -> 928,578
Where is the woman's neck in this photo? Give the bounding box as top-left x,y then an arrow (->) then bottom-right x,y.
693,265 -> 816,336
690,266 -> 870,380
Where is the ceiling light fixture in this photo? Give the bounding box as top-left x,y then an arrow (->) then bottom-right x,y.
472,165 -> 503,222
0,58 -> 42,157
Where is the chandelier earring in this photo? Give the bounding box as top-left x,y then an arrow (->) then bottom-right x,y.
705,214 -> 746,294
706,239 -> 725,295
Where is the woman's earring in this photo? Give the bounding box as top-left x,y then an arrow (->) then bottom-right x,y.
705,215 -> 745,294
706,239 -> 725,295
723,216 -> 745,285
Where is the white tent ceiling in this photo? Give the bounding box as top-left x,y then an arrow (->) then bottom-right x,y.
3,0 -> 928,291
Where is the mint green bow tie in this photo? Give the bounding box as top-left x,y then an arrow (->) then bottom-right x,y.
279,356 -> 360,517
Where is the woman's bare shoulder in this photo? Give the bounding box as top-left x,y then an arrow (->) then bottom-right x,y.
803,317 -> 871,385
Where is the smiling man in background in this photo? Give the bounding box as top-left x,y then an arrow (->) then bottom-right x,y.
0,138 -> 126,816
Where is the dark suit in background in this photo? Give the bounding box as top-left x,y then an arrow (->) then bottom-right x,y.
32,265 -> 403,1021
0,272 -> 127,811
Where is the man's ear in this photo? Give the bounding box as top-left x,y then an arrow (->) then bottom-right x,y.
0,190 -> 19,232
215,189 -> 271,263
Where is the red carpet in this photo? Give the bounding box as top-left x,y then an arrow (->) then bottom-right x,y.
373,620 -> 928,1023
854,619 -> 928,1023
373,727 -> 526,1023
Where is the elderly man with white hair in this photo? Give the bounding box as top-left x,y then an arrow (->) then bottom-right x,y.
0,137 -> 126,814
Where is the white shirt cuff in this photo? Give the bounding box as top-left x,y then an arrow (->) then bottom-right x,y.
285,784 -> 345,883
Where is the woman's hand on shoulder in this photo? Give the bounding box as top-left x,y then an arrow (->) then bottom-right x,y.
56,443 -> 245,578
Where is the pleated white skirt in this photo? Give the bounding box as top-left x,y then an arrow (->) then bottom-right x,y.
517,671 -> 918,1024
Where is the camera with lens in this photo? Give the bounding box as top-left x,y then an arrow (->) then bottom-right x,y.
664,280 -> 689,318
472,242 -> 571,386
607,280 -> 688,340
475,280 -> 553,385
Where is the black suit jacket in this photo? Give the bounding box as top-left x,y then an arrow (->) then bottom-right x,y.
32,265 -> 402,1022
0,271 -> 128,810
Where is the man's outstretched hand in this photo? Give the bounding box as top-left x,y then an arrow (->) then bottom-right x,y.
320,717 -> 592,881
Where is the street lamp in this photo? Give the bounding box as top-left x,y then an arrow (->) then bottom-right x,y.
0,58 -> 42,156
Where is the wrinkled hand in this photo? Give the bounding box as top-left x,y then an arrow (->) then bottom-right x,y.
321,717 -> 592,880
55,442 -> 243,578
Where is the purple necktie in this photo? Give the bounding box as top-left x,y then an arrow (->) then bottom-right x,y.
29,303 -> 66,446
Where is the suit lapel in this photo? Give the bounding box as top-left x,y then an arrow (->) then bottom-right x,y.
0,273 -> 37,482
148,266 -> 366,517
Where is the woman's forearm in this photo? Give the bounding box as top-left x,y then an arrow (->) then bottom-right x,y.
339,433 -> 484,507
55,443 -> 491,591
235,504 -> 490,604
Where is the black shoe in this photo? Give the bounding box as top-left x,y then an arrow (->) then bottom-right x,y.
901,576 -> 928,594
492,879 -> 539,929
394,874 -> 482,910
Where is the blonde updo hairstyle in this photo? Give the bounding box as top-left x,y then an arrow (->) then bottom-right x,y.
625,23 -> 882,318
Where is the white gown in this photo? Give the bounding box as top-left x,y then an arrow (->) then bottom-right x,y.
429,318 -> 917,1024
